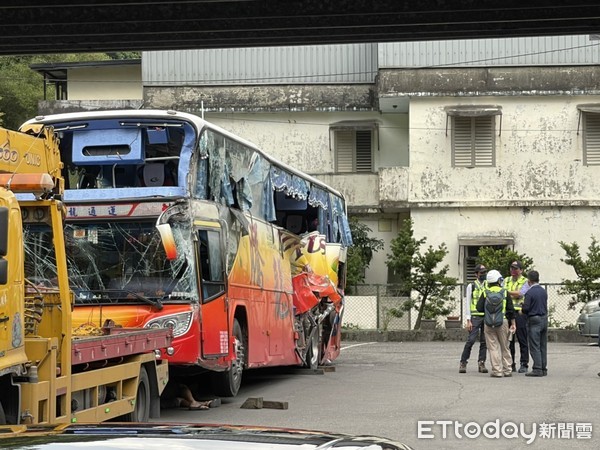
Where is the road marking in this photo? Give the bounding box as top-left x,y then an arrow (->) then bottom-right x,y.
341,342 -> 376,351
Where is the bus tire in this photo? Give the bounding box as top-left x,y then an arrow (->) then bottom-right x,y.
305,327 -> 321,370
122,366 -> 150,422
211,319 -> 245,397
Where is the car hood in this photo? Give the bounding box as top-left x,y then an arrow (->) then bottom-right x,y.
0,423 -> 413,450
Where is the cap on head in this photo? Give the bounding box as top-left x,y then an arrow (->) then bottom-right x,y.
510,261 -> 522,270
474,264 -> 487,273
486,269 -> 502,284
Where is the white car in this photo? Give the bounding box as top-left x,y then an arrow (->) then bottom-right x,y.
576,299 -> 600,341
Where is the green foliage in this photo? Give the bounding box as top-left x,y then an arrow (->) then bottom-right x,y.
106,52 -> 141,60
559,237 -> 600,309
477,247 -> 534,278
386,219 -> 457,329
346,218 -> 384,286
381,306 -> 404,331
386,218 -> 421,296
0,53 -> 111,129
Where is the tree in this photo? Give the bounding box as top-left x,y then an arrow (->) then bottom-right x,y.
386,219 -> 457,329
559,237 -> 600,309
346,218 -> 384,286
0,53 -> 111,129
477,247 -> 534,278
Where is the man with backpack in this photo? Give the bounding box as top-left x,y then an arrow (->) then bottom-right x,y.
458,264 -> 488,374
476,269 -> 517,377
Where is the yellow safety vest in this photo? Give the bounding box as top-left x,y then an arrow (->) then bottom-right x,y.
505,275 -> 527,310
470,279 -> 487,316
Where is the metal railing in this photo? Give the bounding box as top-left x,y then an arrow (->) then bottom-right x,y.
342,283 -> 580,331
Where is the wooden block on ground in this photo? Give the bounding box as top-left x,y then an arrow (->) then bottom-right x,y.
241,397 -> 263,409
240,397 -> 288,410
318,365 -> 336,372
262,400 -> 288,410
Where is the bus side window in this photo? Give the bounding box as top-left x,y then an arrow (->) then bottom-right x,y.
197,229 -> 225,302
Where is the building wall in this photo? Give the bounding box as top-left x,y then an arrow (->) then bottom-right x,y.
206,111 -> 409,173
68,65 -> 142,100
408,95 -> 600,207
406,93 -> 600,284
412,207 -> 600,284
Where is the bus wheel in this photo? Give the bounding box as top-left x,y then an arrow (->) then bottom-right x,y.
122,366 -> 150,422
305,327 -> 321,370
212,319 -> 245,397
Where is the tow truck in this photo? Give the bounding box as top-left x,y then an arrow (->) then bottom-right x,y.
0,125 -> 170,425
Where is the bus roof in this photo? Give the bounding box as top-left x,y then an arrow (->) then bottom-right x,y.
22,109 -> 346,204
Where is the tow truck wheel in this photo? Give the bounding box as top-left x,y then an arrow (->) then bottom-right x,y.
211,319 -> 245,397
122,366 -> 150,422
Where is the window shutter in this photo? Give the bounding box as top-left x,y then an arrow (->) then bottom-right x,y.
452,116 -> 494,167
335,130 -> 354,173
474,116 -> 494,167
453,117 -> 474,167
584,112 -> 600,166
355,130 -> 372,172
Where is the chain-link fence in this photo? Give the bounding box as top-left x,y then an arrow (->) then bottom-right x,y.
342,283 -> 581,331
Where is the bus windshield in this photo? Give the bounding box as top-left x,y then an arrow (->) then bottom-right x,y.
24,220 -> 198,305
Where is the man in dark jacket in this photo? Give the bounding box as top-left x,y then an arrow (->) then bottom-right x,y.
521,270 -> 548,377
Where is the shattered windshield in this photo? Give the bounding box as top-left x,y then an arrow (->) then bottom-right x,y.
23,220 -> 198,304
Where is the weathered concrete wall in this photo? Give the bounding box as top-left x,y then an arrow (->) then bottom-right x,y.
379,66 -> 600,97
37,100 -> 144,116
407,95 -> 600,207
145,84 -> 377,112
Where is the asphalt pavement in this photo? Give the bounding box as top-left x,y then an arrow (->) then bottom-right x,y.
158,340 -> 600,449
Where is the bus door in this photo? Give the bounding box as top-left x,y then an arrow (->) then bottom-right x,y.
195,225 -> 229,358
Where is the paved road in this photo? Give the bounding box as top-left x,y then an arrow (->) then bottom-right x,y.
158,340 -> 600,449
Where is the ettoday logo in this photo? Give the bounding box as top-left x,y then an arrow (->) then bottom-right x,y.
417,420 -> 592,444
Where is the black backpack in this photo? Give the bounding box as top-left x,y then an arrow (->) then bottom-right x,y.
484,289 -> 505,328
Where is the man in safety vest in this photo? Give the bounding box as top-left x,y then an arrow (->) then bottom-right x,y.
459,264 -> 488,374
476,269 -> 517,377
505,260 -> 530,373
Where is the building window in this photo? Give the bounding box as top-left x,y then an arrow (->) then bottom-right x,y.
446,105 -> 501,168
458,236 -> 514,283
582,112 -> 600,166
451,115 -> 495,167
333,128 -> 373,173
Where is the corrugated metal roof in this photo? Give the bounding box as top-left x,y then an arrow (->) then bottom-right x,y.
378,35 -> 600,68
143,44 -> 378,86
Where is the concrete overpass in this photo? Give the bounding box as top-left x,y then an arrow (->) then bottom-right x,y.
3,1 -> 600,55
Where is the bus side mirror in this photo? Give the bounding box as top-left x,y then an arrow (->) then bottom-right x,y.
156,223 -> 177,260
0,206 -> 8,285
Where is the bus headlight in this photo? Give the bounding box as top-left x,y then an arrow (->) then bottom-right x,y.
145,312 -> 193,337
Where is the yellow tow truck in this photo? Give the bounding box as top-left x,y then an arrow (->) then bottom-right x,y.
0,126 -> 169,425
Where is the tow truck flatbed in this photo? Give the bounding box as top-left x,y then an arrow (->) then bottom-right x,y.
71,327 -> 172,365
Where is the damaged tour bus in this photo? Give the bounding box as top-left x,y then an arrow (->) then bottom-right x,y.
21,110 -> 352,397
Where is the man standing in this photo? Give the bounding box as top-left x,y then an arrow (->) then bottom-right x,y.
522,271 -> 548,377
477,270 -> 517,377
459,264 -> 488,373
505,261 -> 529,373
